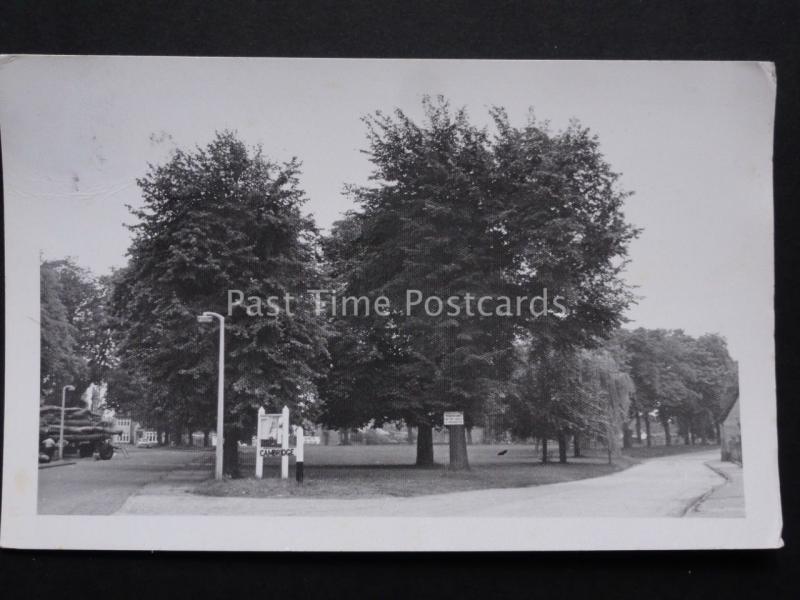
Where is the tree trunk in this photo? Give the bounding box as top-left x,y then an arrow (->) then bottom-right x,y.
448,425 -> 469,470
635,411 -> 642,444
541,438 -> 549,464
416,423 -> 434,466
715,423 -> 721,443
662,416 -> 672,446
223,425 -> 240,478
340,429 -> 350,446
557,430 -> 568,464
644,414 -> 652,447
622,425 -> 632,449
466,426 -> 473,445
573,433 -> 582,458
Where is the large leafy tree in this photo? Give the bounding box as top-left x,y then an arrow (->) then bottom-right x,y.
491,110 -> 638,459
324,100 -> 514,469
112,132 -> 329,447
506,344 -> 583,462
322,98 -> 637,468
507,341 -> 632,464
677,332 -> 739,443
616,328 -> 690,445
489,110 -> 638,350
318,214 -> 439,454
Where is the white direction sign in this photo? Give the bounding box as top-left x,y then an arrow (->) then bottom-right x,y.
443,411 -> 464,426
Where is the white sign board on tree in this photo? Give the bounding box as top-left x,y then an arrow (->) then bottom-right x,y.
443,411 -> 464,426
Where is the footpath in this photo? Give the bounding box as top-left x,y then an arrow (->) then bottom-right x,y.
687,459 -> 745,518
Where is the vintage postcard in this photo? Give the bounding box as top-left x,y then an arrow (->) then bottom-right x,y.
0,56 -> 781,550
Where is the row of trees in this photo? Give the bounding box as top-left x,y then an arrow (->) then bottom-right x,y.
40,259 -> 113,407
618,328 -> 739,447
40,97 -> 737,470
505,328 -> 738,464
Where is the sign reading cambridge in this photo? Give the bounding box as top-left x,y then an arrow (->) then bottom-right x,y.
259,448 -> 295,457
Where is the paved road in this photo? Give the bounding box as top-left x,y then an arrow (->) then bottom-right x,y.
38,448 -> 212,514
118,449 -> 736,517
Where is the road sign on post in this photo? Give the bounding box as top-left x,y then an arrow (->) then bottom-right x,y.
443,411 -> 464,426
255,408 -> 284,479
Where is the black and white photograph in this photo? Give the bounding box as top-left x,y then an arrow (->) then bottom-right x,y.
0,56 -> 780,550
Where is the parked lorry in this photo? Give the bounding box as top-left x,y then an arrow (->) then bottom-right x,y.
39,405 -> 122,461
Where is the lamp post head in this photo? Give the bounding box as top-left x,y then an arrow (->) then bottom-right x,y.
197,314 -> 213,324
63,385 -> 75,392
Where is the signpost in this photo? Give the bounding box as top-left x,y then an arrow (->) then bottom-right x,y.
443,411 -> 464,426
255,407 -> 282,479
254,405 -> 305,483
444,411 -> 469,470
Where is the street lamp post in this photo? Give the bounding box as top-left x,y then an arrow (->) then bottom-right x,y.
198,311 -> 225,480
59,385 -> 75,460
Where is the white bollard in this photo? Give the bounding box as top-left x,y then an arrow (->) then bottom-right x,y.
281,405 -> 290,479
255,407 -> 265,479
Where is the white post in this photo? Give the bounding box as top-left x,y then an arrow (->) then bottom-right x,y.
198,311 -> 225,480
214,314 -> 225,480
281,405 -> 290,479
255,406 -> 265,479
59,385 -> 74,461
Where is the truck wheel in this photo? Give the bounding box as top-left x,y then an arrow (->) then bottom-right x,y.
79,444 -> 94,458
98,443 -> 114,460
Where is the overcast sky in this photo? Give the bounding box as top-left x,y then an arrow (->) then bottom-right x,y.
0,57 -> 776,360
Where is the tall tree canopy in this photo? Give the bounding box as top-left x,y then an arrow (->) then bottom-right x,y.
112,132 -> 329,439
321,98 -> 638,467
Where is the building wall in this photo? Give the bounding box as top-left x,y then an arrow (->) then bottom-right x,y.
720,397 -> 742,464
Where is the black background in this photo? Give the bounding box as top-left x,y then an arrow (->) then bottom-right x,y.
0,1 -> 798,598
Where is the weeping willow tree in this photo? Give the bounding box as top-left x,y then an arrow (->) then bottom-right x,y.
578,348 -> 634,464
506,341 -> 634,465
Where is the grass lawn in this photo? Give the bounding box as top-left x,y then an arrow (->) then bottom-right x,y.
194,443 -> 641,499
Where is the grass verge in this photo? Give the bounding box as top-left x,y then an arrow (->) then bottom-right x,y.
194,445 -> 639,499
